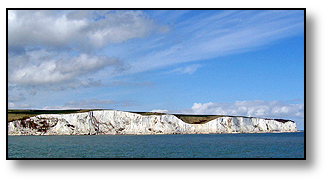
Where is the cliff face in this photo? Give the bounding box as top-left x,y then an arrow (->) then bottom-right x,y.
8,110 -> 297,135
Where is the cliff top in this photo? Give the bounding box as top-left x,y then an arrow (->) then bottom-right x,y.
7,109 -> 294,124
7,109 -> 95,122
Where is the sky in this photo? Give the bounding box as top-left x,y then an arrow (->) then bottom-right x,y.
7,10 -> 305,129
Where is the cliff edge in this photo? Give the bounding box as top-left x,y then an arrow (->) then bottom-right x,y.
8,110 -> 297,135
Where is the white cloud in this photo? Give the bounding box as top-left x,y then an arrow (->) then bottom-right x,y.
9,53 -> 122,85
8,10 -> 87,49
187,100 -> 304,120
8,10 -> 155,50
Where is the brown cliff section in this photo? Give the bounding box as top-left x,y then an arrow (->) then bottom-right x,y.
130,112 -> 224,124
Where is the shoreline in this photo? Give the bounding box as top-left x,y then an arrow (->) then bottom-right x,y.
8,131 -> 301,136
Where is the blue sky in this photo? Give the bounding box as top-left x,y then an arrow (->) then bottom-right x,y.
8,10 -> 305,129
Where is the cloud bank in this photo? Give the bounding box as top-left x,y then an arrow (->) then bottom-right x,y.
188,101 -> 304,120
8,10 -> 157,86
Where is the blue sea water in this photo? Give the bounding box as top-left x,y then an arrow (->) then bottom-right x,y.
7,132 -> 304,159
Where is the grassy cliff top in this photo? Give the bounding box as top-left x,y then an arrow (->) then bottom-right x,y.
7,109 -> 220,124
7,109 -> 94,122
7,109 -> 293,124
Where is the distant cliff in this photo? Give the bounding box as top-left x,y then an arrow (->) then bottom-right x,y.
8,110 -> 297,135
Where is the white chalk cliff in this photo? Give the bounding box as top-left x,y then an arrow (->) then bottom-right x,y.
8,110 -> 297,135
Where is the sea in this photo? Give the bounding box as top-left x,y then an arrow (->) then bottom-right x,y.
7,132 -> 305,159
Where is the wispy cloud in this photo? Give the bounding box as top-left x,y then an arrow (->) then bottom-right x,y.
128,10 -> 304,74
167,64 -> 202,75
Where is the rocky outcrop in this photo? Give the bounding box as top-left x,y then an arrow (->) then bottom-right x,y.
8,110 -> 297,135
